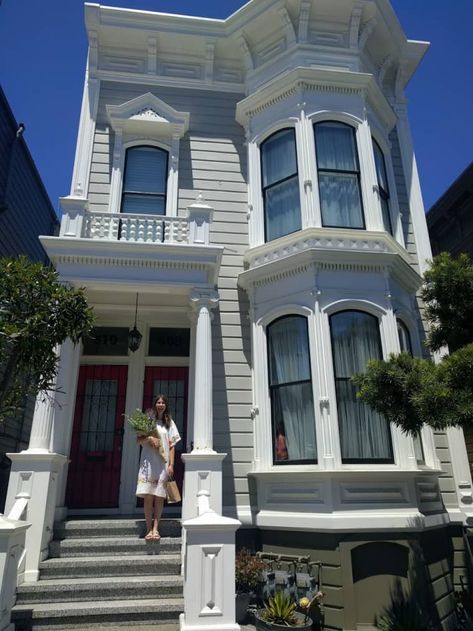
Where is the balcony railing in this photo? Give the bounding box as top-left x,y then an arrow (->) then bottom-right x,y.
59,196 -> 214,246
84,211 -> 189,243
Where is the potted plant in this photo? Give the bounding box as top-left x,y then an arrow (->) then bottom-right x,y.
255,590 -> 324,630
235,549 -> 266,624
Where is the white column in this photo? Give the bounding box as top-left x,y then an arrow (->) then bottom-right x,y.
182,289 -> 225,522
27,395 -> 54,453
189,289 -> 219,452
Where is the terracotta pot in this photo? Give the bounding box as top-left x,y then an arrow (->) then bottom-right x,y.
254,610 -> 313,630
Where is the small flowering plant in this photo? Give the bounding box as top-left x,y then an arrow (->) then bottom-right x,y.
298,591 -> 324,624
235,548 -> 266,594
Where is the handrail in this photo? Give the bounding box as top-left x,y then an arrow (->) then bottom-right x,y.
7,494 -> 29,522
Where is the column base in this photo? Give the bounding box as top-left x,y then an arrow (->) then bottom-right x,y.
5,452 -> 68,582
181,452 -> 226,521
179,612 -> 240,631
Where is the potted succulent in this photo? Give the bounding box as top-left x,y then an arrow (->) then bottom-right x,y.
255,590 -> 324,630
235,549 -> 266,624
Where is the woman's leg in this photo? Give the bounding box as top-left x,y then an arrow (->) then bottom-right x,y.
143,495 -> 154,538
152,496 -> 165,538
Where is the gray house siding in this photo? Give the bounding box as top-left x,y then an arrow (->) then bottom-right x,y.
92,82 -> 253,510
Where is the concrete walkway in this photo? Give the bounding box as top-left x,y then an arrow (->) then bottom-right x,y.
65,625 -> 256,630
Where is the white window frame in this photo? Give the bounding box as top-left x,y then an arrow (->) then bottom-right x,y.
106,93 -> 189,217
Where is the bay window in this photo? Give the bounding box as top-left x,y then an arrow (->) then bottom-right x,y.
261,129 -> 301,242
267,315 -> 317,464
373,139 -> 393,234
330,311 -> 393,463
121,145 -> 168,215
314,122 -> 364,229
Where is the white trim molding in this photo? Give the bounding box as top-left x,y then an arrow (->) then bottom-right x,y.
107,92 -> 190,216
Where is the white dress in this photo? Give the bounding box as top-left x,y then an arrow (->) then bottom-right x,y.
136,418 -> 181,498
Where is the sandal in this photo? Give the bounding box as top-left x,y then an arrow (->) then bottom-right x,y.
152,531 -> 161,541
145,531 -> 154,540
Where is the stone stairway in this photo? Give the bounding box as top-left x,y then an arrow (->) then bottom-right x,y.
12,518 -> 183,630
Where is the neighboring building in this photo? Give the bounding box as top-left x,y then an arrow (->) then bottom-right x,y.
0,86 -> 59,509
427,161 -> 473,258
6,2 -> 473,629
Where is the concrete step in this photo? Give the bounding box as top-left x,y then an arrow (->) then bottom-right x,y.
11,597 -> 183,630
16,574 -> 183,604
54,518 -> 181,540
39,554 -> 181,579
49,536 -> 181,558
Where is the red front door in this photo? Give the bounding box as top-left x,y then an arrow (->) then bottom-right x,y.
66,365 -> 128,508
142,367 -> 188,498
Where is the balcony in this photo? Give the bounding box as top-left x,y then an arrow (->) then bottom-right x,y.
40,195 -> 223,291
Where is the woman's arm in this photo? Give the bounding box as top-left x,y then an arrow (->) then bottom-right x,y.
167,444 -> 175,477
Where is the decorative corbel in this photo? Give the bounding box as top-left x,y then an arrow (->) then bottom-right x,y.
205,40 -> 216,83
239,34 -> 254,72
349,3 -> 364,49
147,37 -> 157,74
394,61 -> 410,102
298,0 -> 311,44
358,17 -> 377,50
378,54 -> 395,87
279,6 -> 297,48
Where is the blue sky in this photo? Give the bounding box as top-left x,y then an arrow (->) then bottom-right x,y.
1,0 -> 472,216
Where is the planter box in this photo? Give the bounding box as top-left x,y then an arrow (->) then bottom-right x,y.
255,611 -> 313,630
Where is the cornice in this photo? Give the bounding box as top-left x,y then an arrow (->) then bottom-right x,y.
236,66 -> 397,130
238,228 -> 421,293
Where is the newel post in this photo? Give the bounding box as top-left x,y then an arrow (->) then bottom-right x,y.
59,196 -> 88,238
187,194 -> 214,245
180,490 -> 241,631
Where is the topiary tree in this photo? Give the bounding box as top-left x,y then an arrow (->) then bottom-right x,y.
0,257 -> 94,422
354,252 -> 473,434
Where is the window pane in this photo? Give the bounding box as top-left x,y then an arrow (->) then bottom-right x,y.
80,379 -> 118,452
319,173 -> 364,228
272,382 -> 317,462
261,129 -> 298,187
397,320 -> 413,355
380,196 -> 392,234
268,316 -> 311,386
265,176 -> 301,241
124,146 -> 167,194
331,311 -> 393,462
315,122 -> 358,171
413,433 -> 425,464
373,141 -> 389,194
268,316 -> 316,464
122,193 -> 165,215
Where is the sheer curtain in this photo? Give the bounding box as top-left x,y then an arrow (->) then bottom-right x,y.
331,311 -> 393,461
268,317 -> 317,462
261,129 -> 301,241
372,140 -> 392,234
315,122 -> 364,228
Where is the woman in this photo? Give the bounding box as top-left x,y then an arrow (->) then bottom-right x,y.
136,394 -> 181,540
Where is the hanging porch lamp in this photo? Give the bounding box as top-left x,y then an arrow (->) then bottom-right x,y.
128,293 -> 143,353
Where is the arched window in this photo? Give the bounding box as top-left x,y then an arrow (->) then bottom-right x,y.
372,139 -> 392,234
121,145 -> 168,215
314,122 -> 364,229
330,310 -> 393,462
261,129 -> 301,242
267,316 -> 316,464
397,318 -> 424,463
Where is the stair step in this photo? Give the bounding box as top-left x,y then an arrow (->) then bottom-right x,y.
12,597 -> 183,630
39,554 -> 181,579
16,574 -> 183,604
49,536 -> 181,558
54,518 -> 181,539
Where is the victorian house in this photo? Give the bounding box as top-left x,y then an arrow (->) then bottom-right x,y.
5,1 -> 472,629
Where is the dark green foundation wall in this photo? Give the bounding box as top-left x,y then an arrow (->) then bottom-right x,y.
237,525 -> 463,630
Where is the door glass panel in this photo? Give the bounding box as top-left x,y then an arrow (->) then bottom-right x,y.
152,378 -> 186,451
79,379 -> 118,452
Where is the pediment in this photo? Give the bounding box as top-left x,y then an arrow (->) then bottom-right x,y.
107,93 -> 190,138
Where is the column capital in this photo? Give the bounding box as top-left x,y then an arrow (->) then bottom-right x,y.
189,289 -> 219,311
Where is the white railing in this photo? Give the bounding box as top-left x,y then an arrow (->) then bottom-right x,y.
59,195 -> 214,246
84,211 -> 190,244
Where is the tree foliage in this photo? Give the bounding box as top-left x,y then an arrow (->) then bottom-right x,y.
0,257 -> 94,422
355,252 -> 473,434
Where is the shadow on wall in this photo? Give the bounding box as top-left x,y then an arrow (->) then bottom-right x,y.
371,530 -> 456,631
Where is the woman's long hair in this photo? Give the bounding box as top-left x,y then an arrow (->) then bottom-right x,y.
153,394 -> 172,429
